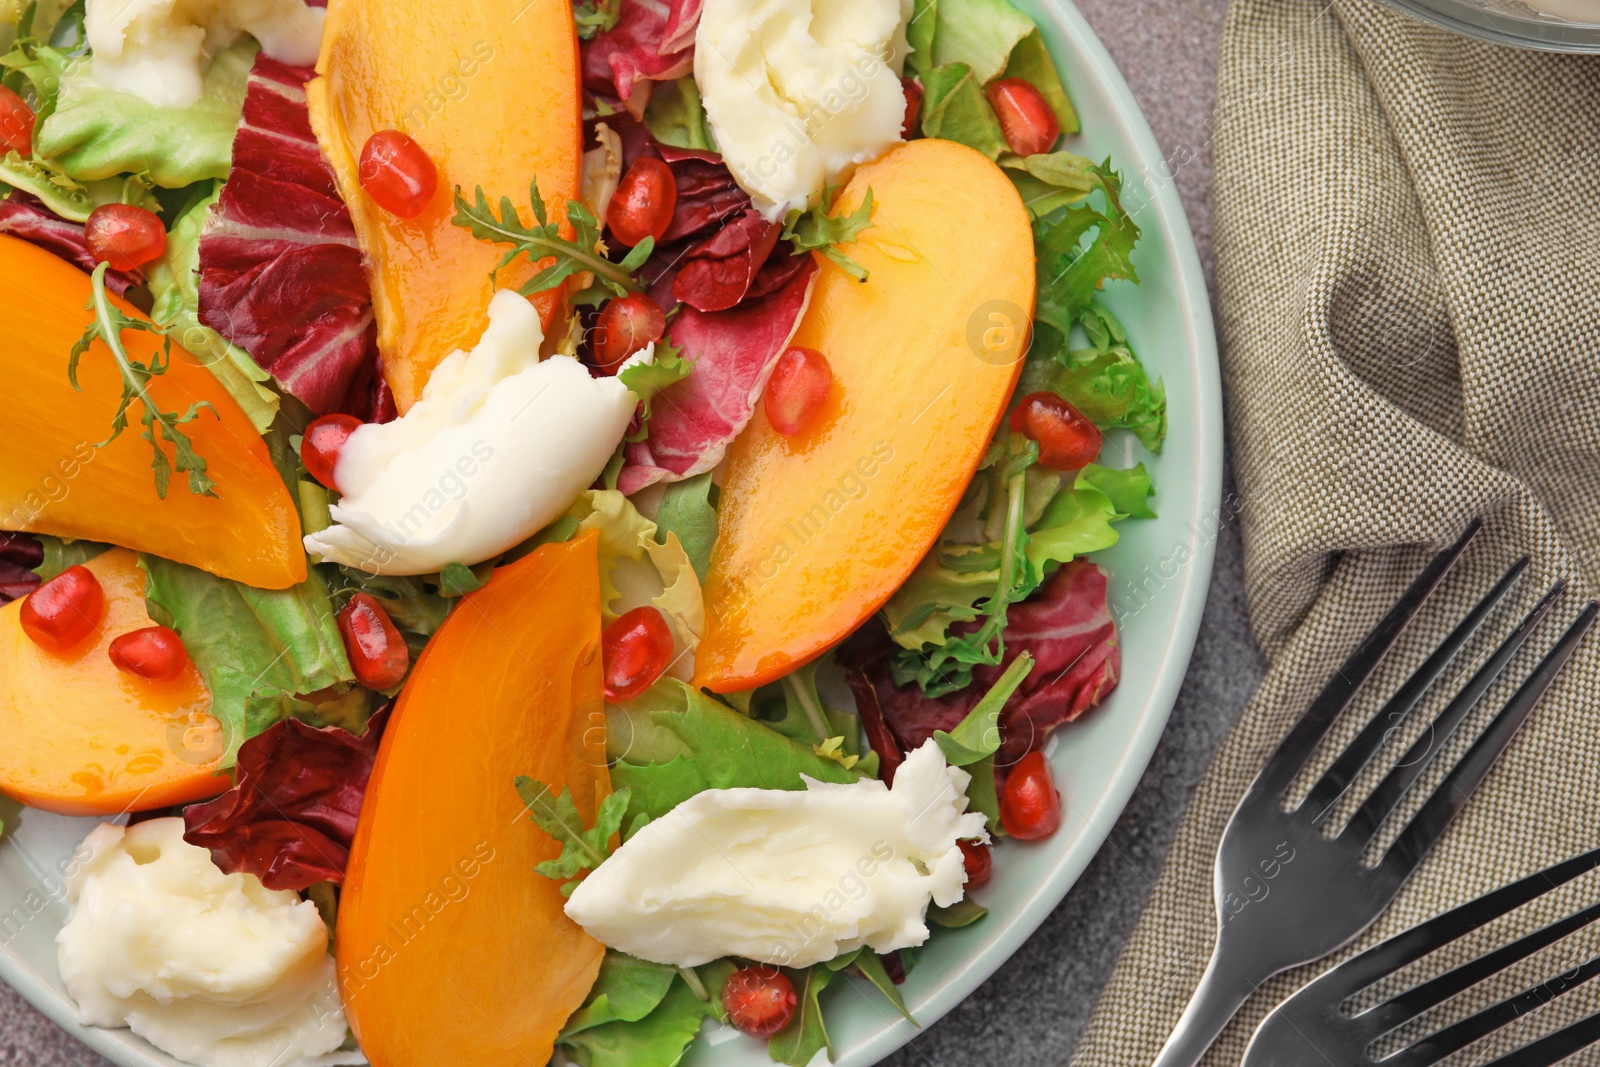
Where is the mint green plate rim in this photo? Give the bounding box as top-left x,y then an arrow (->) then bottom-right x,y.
0,2 -> 1222,1064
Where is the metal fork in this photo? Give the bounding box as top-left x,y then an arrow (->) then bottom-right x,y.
1151,521 -> 1598,1067
1242,846 -> 1600,1067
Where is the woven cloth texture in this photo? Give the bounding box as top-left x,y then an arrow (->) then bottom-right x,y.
1072,1 -> 1600,1064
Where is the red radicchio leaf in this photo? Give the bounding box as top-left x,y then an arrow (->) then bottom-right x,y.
617,260 -> 817,494
600,119 -> 803,313
868,560 -> 1122,769
582,0 -> 701,118
197,55 -> 387,421
846,667 -> 905,785
0,194 -> 144,296
182,706 -> 389,891
0,533 -> 42,604
670,209 -> 782,313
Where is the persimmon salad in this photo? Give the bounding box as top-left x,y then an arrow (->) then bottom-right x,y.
0,0 -> 1166,1063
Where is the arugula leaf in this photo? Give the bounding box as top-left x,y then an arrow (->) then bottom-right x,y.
608,678 -> 859,826
616,338 -> 692,442
926,0 -> 1038,84
141,554 -> 354,764
1034,161 -> 1141,337
514,778 -> 631,896
966,753 -> 1002,833
561,952 -> 679,1037
34,39 -> 254,186
71,262 -> 218,499
573,0 -> 620,38
560,965 -> 733,1067
781,189 -> 875,282
769,966 -> 836,1066
932,651 -> 1034,765
452,180 -> 652,302
928,898 -> 988,928
1080,462 -> 1156,519
653,472 -> 718,584
918,63 -> 1007,159
849,951 -> 918,1026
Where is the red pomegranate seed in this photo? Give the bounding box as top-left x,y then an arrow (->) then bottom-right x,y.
358,130 -> 438,218
602,606 -> 673,702
722,966 -> 797,1039
593,293 -> 666,371
301,414 -> 364,492
607,157 -> 677,247
20,566 -> 105,654
85,204 -> 166,271
0,85 -> 34,155
901,78 -> 923,139
764,347 -> 833,437
1000,751 -> 1062,840
958,838 -> 992,888
1009,391 -> 1102,471
986,78 -> 1060,157
108,625 -> 189,682
338,593 -> 410,690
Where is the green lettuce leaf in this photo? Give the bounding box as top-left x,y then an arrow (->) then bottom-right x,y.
147,185 -> 280,432
560,964 -> 734,1067
905,0 -> 938,75
918,62 -> 1007,159
0,150 -> 92,218
140,554 -> 354,764
560,952 -> 679,1037
643,76 -> 715,152
565,490 -> 704,673
31,535 -> 106,580
653,472 -> 717,584
927,0 -> 1036,84
607,678 -> 860,826
932,652 -> 1033,765
36,39 -> 255,187
999,150 -> 1094,219
1034,161 -> 1140,336
1002,29 -> 1079,134
1018,318 -> 1167,451
617,339 -> 692,442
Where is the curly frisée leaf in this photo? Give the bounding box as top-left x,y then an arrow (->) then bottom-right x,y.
515,778 -> 632,896
70,263 -> 218,499
452,180 -> 652,301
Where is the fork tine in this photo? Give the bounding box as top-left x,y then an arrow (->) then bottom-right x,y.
1378,602 -> 1598,880
1391,954 -> 1600,1067
1301,557 -> 1529,821
1482,1010 -> 1600,1067
1368,901 -> 1600,1037
1306,847 -> 1600,1002
1346,581 -> 1566,842
1255,520 -> 1482,799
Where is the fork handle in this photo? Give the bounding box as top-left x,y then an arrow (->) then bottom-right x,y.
1149,942 -> 1263,1067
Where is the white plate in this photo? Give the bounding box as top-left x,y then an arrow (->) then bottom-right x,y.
0,1 -> 1222,1063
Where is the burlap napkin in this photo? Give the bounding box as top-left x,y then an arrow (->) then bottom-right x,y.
1071,2 -> 1600,1064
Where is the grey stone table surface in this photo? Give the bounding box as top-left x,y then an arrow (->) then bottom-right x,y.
0,1 -> 1258,1063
